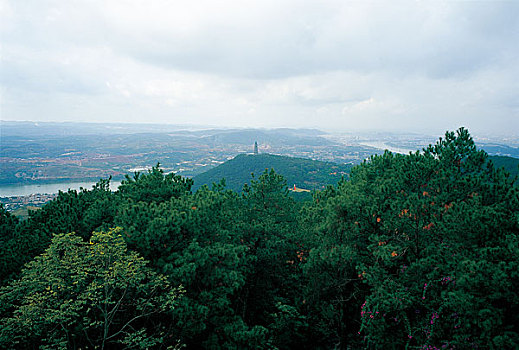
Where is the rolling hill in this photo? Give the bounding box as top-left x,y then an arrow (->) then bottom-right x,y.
192,153 -> 518,195
192,153 -> 351,193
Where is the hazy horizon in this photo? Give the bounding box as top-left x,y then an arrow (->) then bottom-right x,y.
3,119 -> 518,140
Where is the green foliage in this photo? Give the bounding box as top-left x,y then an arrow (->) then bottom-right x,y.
239,170 -> 302,337
0,205 -> 20,282
22,178 -> 118,239
489,155 -> 519,182
116,168 -> 304,348
193,153 -> 350,192
169,239 -> 256,348
119,163 -> 193,203
1,128 -> 517,349
0,228 -> 182,349
0,178 -> 119,285
302,128 -> 519,348
0,204 -> 18,246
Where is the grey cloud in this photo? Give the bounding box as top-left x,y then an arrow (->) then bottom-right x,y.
105,1 -> 519,80
4,1 -> 518,80
1,0 -> 518,136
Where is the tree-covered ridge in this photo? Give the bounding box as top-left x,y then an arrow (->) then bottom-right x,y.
193,153 -> 352,192
489,155 -> 519,181
0,128 -> 517,349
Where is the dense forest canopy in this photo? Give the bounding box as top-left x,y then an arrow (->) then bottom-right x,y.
193,153 -> 352,192
0,128 -> 517,349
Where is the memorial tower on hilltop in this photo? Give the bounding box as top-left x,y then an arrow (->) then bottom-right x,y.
254,141 -> 258,155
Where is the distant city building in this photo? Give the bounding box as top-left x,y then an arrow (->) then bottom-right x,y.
254,141 -> 258,155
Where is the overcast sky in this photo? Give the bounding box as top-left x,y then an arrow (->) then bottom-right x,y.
1,0 -> 518,135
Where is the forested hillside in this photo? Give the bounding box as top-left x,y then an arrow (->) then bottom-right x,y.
489,155 -> 519,181
1,128 -> 517,349
193,153 -> 352,192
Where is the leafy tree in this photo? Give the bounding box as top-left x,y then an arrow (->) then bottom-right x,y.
0,228 -> 182,349
0,179 -> 120,285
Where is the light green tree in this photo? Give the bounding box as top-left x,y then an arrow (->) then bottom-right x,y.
0,228 -> 182,349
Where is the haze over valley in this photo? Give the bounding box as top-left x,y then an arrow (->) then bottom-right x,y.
2,121 -> 517,189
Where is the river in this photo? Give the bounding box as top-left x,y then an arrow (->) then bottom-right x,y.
359,142 -> 414,155
0,181 -> 122,197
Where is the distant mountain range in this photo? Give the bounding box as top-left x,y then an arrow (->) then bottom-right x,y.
192,153 -> 352,193
198,128 -> 333,147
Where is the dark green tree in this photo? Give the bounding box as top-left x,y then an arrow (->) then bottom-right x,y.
116,171 -> 269,348
299,182 -> 370,349
118,163 -> 193,204
238,169 -> 307,348
0,205 -> 20,283
304,128 -> 519,348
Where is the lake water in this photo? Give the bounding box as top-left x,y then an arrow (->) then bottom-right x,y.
0,181 -> 122,197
